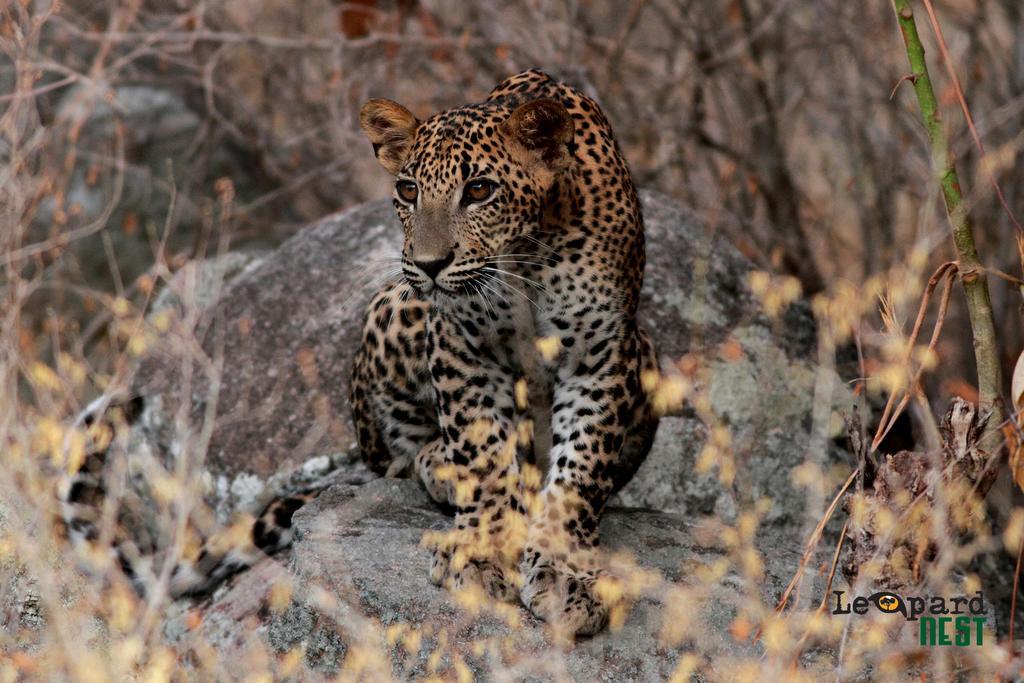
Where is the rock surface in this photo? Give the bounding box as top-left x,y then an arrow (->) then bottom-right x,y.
612,197 -> 849,534
133,201 -> 402,485
174,479 -> 806,681
127,191 -> 850,525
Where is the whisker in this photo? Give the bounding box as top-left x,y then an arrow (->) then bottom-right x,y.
470,280 -> 499,334
342,256 -> 404,276
516,233 -> 558,255
385,283 -> 412,329
317,267 -> 403,320
482,266 -> 551,295
475,276 -> 510,310
484,253 -> 558,263
360,269 -> 404,292
483,272 -> 539,309
485,259 -> 555,270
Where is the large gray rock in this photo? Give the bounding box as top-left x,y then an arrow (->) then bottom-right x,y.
133,201 -> 401,463
171,479 -> 808,681
175,480 -> 1008,681
612,196 -> 849,537
125,190 -> 848,528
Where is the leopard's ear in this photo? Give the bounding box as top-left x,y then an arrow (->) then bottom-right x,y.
501,98 -> 574,173
359,99 -> 419,175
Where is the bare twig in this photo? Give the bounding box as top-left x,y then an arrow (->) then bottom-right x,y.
774,469 -> 858,615
788,518 -> 850,663
1011,530 -> 1023,654
921,0 -> 1023,237
54,24 -> 483,53
983,266 -> 1024,289
889,73 -> 917,100
819,518 -> 849,613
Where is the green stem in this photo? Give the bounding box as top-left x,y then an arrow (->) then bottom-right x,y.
891,0 -> 1003,442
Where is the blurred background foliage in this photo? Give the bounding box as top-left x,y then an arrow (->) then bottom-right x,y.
6,0 -> 1023,399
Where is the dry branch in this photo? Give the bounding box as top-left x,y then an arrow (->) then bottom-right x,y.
890,0 -> 1003,445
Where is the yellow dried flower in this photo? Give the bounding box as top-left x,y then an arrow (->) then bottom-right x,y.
269,578 -> 294,612
514,378 -> 529,410
535,335 -> 561,360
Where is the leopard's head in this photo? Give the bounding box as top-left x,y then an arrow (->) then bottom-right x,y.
359,97 -> 573,298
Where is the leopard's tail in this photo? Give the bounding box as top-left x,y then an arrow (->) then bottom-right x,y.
164,491 -> 318,597
59,395 -> 321,598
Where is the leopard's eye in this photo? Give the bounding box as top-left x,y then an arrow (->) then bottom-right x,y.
396,180 -> 418,204
462,179 -> 496,205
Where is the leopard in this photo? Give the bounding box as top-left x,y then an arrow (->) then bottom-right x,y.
57,70 -> 660,635
350,69 -> 660,636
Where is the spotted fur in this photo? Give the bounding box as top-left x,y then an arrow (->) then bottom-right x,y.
352,70 -> 660,636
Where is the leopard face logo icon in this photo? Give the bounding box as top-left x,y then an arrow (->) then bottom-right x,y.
869,591 -> 907,616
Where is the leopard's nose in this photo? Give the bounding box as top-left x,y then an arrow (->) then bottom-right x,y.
413,251 -> 454,281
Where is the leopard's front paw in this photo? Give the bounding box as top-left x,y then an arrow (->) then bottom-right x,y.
519,549 -> 609,637
427,546 -> 518,602
422,521 -> 522,603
